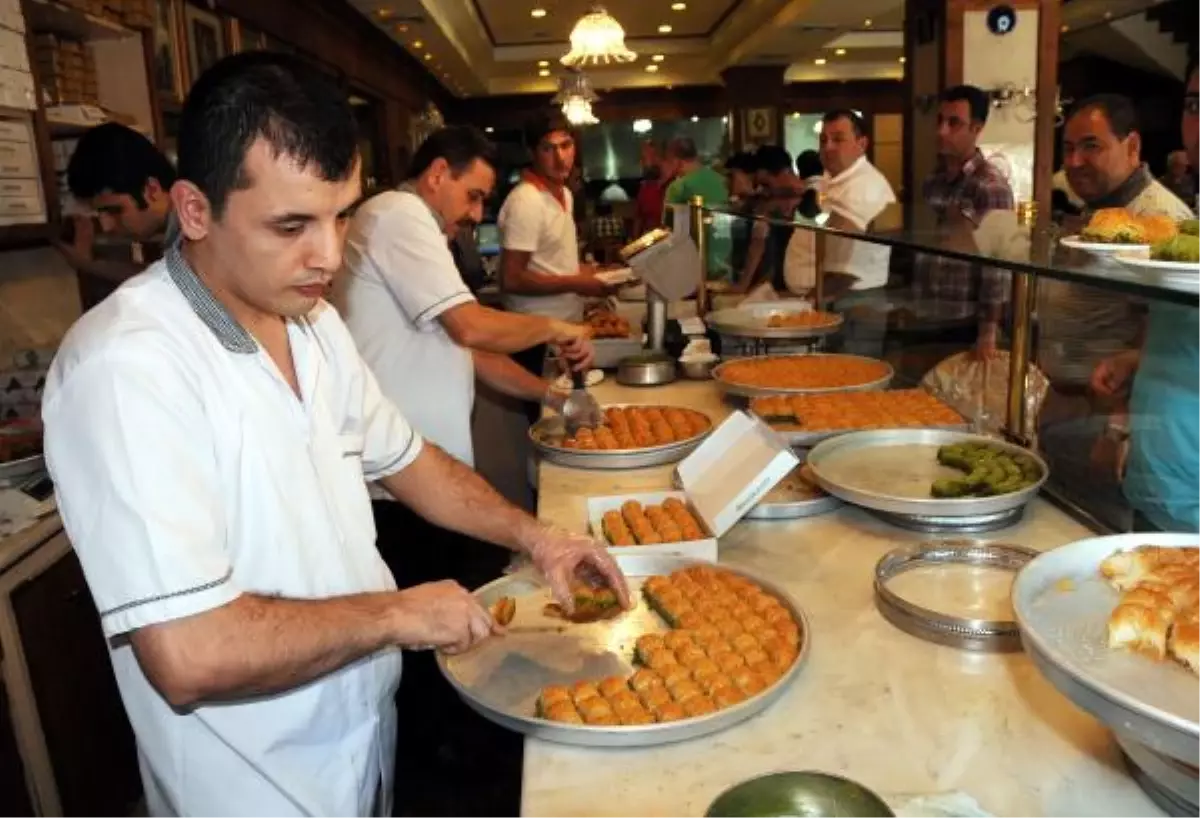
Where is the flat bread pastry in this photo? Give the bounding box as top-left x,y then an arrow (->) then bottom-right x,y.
1100,545 -> 1199,674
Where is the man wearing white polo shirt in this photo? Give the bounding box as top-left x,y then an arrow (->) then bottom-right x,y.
498,114 -> 617,418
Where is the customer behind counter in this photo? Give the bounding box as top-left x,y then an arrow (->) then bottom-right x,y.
43,52 -> 628,817
58,123 -> 178,310
1037,93 -> 1192,531
498,114 -> 618,417
1090,63 -> 1200,533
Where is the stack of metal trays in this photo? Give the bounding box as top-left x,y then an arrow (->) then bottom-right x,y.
1012,533 -> 1199,786
1119,735 -> 1199,817
437,555 -> 810,747
805,429 -> 1047,531
706,302 -> 843,341
529,404 -> 713,470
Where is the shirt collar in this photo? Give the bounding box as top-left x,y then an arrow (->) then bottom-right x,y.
397,182 -> 448,233
827,155 -> 868,185
1087,164 -> 1154,210
165,243 -> 258,355
521,169 -> 568,211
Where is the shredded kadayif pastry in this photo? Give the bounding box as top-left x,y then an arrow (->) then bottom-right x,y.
751,389 -> 963,431
764,311 -> 840,329
1100,545 -> 1199,674
719,356 -> 890,391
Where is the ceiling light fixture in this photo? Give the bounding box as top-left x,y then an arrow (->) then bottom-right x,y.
814,58 -> 826,65
646,64 -> 659,72
658,23 -> 672,33
396,23 -> 408,33
374,8 -> 393,19
690,115 -> 698,122
898,56 -> 906,63
652,54 -> 664,62
671,2 -> 687,9
632,118 -> 652,134
531,7 -> 547,18
561,6 -> 637,66
539,68 -> 551,76
485,126 -> 494,133
424,53 -> 433,61
538,60 -> 550,67
835,48 -> 846,55
864,18 -> 872,27
413,40 -> 424,48
553,71 -> 600,126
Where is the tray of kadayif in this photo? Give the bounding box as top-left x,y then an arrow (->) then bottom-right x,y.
706,302 -> 844,340
806,429 -> 1048,518
1013,533 -> 1198,764
437,556 -> 808,747
749,389 -> 967,447
712,354 -> 893,399
530,405 -> 713,470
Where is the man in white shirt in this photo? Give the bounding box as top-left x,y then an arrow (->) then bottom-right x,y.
498,114 -> 618,417
41,52 -> 627,817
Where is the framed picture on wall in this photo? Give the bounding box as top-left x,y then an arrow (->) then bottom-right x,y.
152,0 -> 185,101
184,4 -> 226,83
743,108 -> 777,145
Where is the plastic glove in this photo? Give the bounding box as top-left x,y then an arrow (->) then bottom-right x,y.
526,527 -> 632,614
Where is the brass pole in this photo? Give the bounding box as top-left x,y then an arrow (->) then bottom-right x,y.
690,195 -> 709,316
1005,272 -> 1036,443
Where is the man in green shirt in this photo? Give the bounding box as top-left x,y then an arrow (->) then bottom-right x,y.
663,137 -> 732,280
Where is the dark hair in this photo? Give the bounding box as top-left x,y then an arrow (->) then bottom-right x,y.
666,137 -> 698,161
940,85 -> 991,125
821,109 -> 866,138
177,52 -> 359,218
67,123 -> 177,207
1068,93 -> 1140,139
523,112 -> 573,151
724,151 -> 757,174
795,149 -> 823,179
409,126 -> 498,180
753,145 -> 793,175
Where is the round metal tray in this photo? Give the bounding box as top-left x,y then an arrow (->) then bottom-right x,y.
707,303 -> 844,341
712,354 -> 895,400
529,404 -> 712,470
764,422 -> 969,449
868,506 -> 1025,534
1118,735 -> 1199,817
874,540 -> 1037,652
1012,532 -> 1200,765
745,493 -> 842,520
436,554 -> 810,748
805,429 -> 1048,518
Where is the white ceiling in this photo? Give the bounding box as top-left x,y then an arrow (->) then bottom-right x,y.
346,0 -> 1180,98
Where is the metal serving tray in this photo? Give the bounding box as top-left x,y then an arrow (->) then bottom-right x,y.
529,404 -> 713,470
436,554 -> 810,748
744,493 -> 842,521
760,421 -> 969,449
706,303 -> 844,341
1012,532 -> 1199,765
805,429 -> 1048,518
712,354 -> 894,400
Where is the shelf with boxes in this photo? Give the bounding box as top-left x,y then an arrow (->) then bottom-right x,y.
1,0 -> 48,230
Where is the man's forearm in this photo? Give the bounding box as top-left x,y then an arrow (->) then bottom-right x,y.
473,350 -> 552,402
505,267 -> 593,296
444,303 -> 564,353
131,591 -> 405,709
380,445 -> 545,554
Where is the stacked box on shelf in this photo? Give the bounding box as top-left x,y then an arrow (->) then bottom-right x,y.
32,34 -> 97,105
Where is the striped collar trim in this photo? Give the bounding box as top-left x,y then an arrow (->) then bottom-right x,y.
164,244 -> 258,354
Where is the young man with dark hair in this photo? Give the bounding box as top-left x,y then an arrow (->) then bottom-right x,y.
60,122 -> 179,309
498,114 -> 617,418
42,53 -> 626,816
918,83 -> 1015,359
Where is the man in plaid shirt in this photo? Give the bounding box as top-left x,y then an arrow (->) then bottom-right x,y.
917,85 -> 1014,358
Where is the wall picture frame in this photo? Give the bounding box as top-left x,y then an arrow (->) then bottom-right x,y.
743,107 -> 777,145
152,0 -> 185,101
184,3 -> 226,84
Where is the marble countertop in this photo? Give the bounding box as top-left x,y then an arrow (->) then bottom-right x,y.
523,378 -> 1160,817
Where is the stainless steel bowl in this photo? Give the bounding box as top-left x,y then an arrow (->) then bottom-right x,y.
679,356 -> 718,380
705,772 -> 894,817
617,353 -> 677,386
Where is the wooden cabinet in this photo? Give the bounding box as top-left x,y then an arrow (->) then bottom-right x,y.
0,676 -> 34,816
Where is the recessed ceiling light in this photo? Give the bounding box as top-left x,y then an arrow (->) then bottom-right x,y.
537,59 -> 549,67
530,7 -> 547,18
658,24 -> 672,33
791,112 -> 800,119
424,53 -> 433,61
652,54 -> 664,62
690,115 -> 698,122
413,40 -> 424,48
374,8 -> 393,19
485,126 -> 494,133
396,23 -> 408,33
538,68 -> 550,76
864,18 -> 872,27
814,58 -> 826,65
835,48 -> 846,56
898,56 -> 906,63
646,64 -> 659,72
671,2 -> 687,9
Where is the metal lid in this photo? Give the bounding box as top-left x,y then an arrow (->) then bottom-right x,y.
874,540 -> 1038,652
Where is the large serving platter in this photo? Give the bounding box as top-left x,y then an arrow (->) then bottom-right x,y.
437,555 -> 810,748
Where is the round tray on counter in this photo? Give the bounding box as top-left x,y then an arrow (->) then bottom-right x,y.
437,554 -> 810,748
745,492 -> 842,521
1012,532 -> 1199,765
706,303 -> 843,341
1118,734 -> 1199,817
529,404 -> 713,470
712,354 -> 894,400
805,429 -> 1047,518
764,421 -> 969,449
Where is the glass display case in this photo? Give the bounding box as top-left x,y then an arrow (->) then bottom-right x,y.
695,201 -> 1199,535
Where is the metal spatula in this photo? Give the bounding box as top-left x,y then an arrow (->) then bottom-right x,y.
561,369 -> 603,435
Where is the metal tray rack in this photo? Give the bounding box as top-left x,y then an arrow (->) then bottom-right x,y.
529,404 -> 713,470
437,554 -> 810,748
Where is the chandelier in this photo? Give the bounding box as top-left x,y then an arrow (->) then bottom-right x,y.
553,71 -> 600,126
561,6 -> 636,66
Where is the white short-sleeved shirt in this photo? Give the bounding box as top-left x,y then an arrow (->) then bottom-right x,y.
805,156 -> 896,290
42,247 -> 423,817
497,179 -> 583,321
337,188 -> 477,472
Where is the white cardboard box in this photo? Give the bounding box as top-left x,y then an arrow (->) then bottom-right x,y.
587,411 -> 798,561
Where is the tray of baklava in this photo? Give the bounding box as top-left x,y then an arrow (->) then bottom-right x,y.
436,556 -> 809,747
